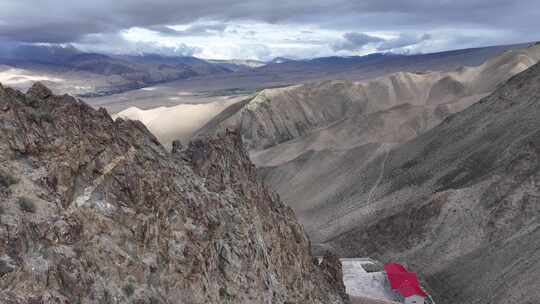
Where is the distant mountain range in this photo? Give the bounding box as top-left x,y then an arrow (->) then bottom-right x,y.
254,44 -> 531,80
0,45 -> 234,96
207,59 -> 266,72
0,42 -> 532,98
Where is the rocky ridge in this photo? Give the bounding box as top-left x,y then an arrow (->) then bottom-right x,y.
0,82 -> 349,304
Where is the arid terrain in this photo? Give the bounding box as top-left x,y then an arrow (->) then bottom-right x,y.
1,43 -> 527,114
4,1 -> 540,303
194,44 -> 540,242
325,60 -> 540,304
193,43 -> 540,304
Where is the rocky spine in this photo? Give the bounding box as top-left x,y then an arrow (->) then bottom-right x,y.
0,82 -> 348,304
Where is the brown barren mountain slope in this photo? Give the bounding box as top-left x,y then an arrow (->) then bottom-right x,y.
325,61 -> 540,304
195,44 -> 540,241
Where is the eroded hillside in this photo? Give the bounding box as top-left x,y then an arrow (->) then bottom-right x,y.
324,60 -> 540,304
196,44 -> 540,241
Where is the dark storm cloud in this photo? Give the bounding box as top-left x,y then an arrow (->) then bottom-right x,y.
0,0 -> 538,44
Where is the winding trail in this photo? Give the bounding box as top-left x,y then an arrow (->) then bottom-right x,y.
320,143 -> 391,234
365,144 -> 390,209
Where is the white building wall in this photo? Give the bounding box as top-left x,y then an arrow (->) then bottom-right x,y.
340,259 -> 400,302
405,295 -> 425,304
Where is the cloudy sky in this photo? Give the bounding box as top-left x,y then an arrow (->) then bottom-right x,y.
1,0 -> 539,60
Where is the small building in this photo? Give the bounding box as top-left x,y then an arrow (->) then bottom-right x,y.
384,263 -> 427,304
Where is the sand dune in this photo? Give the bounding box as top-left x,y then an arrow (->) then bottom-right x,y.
114,98 -> 240,148
0,66 -> 65,87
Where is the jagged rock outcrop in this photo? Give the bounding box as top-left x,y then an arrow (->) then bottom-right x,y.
318,252 -> 348,301
0,82 -> 348,304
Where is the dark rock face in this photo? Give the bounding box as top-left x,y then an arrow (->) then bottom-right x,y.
0,82 -> 347,304
319,252 -> 349,303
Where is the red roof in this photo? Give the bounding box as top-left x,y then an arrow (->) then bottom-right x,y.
387,272 -> 419,289
384,263 -> 427,298
398,280 -> 428,297
384,263 -> 408,274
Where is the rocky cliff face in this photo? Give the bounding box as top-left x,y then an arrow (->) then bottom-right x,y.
0,82 -> 348,304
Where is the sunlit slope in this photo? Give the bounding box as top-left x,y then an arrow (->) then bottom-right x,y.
114,98 -> 239,148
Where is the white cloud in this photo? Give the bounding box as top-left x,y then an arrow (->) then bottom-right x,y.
94,21 -> 348,60
1,0 -> 538,61
332,33 -> 384,51
74,31 -> 200,56
68,19 -> 532,60
376,33 -> 432,52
